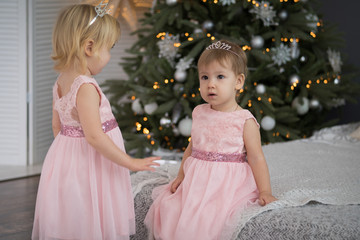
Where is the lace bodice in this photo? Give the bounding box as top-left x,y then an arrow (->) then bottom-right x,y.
191,104 -> 259,154
53,75 -> 115,126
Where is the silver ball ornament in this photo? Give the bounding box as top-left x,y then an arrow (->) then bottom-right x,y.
256,84 -> 266,94
310,99 -> 320,109
202,20 -> 214,30
278,9 -> 288,20
173,83 -> 184,93
174,70 -> 187,82
289,74 -> 301,85
300,55 -> 307,63
334,77 -> 341,85
261,116 -> 276,131
292,97 -> 309,115
251,36 -> 264,49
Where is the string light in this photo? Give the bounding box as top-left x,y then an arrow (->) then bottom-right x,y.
143,117 -> 148,121
143,128 -> 149,134
131,96 -> 136,100
136,122 -> 142,131
310,31 -> 316,38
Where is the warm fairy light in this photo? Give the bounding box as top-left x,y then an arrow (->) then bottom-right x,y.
183,93 -> 187,98
308,80 -> 312,84
310,31 -> 316,38
324,80 -> 328,84
143,117 -> 148,121
188,137 -> 191,142
131,96 -> 136,100
316,79 -> 320,84
192,93 -> 196,98
268,98 -> 272,103
254,82 -> 257,86
294,0 -> 300,2
317,22 -> 321,27
242,45 -> 251,51
174,43 -> 181,47
272,38 -> 275,42
240,89 -> 244,93
164,136 -> 169,141
159,126 -> 163,130
248,100 -> 252,107
258,97 -> 261,101
170,79 -> 174,83
207,33 -> 211,37
156,32 -> 166,38
260,110 -> 263,114
164,79 -> 169,84
151,140 -> 155,145
266,48 -> 270,52
264,3 -> 268,7
136,122 -> 142,131
188,37 -> 194,41
185,33 -> 189,37
286,132 -> 290,138
211,36 -> 215,40
147,135 -> 151,139
306,84 -> 310,88
143,128 -> 150,134
214,0 -> 218,3
291,86 -> 295,90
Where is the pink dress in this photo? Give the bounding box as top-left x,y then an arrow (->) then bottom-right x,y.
144,104 -> 259,240
32,75 -> 135,240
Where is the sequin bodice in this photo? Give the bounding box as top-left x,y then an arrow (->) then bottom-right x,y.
53,75 -> 115,128
191,104 -> 259,155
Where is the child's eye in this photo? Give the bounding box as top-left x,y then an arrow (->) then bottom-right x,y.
200,75 -> 208,80
218,75 -> 225,79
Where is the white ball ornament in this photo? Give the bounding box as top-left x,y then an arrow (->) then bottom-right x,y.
174,69 -> 187,82
166,0 -> 177,6
144,102 -> 158,115
310,98 -> 320,109
292,97 -> 309,115
334,77 -> 341,85
131,98 -> 144,114
261,116 -> 276,131
256,84 -> 266,94
202,20 -> 214,30
251,36 -> 265,49
178,117 -> 192,136
278,9 -> 288,21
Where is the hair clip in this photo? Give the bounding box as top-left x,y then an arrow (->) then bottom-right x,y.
89,0 -> 111,26
206,41 -> 241,58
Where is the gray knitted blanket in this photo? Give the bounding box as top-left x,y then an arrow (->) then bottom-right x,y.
130,123 -> 360,239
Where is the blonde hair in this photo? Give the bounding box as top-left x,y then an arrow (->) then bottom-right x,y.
52,4 -> 121,72
198,39 -> 248,77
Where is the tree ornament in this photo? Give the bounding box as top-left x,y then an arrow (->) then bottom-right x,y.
160,113 -> 172,127
220,0 -> 236,6
131,98 -> 144,114
174,69 -> 187,82
300,55 -> 307,63
202,20 -> 214,30
172,126 -> 180,136
289,74 -> 300,85
157,33 -> 180,66
305,13 -> 319,32
256,84 -> 266,94
271,43 -> 291,66
166,0 -> 177,6
144,102 -> 158,115
173,83 -> 184,93
334,77 -> 341,85
292,97 -> 309,115
172,102 -> 182,123
251,35 -> 265,49
327,49 -> 342,73
278,9 -> 288,21
310,98 -> 320,109
178,117 -> 192,136
249,1 -> 278,27
290,39 -> 300,59
261,116 -> 276,131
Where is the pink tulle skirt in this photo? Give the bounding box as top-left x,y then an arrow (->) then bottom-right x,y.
144,156 -> 259,240
32,128 -> 135,240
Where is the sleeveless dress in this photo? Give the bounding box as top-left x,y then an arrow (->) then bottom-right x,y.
32,75 -> 135,240
144,104 -> 260,240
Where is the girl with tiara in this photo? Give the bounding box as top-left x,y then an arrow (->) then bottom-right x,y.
144,40 -> 277,240
32,3 -> 159,240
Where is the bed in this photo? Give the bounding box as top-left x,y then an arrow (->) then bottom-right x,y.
130,122 -> 360,240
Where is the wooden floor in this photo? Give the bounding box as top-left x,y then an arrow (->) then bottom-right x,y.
0,175 -> 40,240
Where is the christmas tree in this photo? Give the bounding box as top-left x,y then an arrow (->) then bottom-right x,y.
103,0 -> 359,157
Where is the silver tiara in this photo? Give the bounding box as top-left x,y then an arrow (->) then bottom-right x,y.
206,41 -> 241,58
89,1 -> 111,26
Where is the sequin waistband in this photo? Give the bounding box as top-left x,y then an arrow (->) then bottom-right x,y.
191,148 -> 247,163
60,119 -> 118,138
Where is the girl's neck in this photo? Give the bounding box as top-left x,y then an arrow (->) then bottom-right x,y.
210,102 -> 240,112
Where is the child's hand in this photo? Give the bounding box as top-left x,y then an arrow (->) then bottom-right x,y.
258,191 -> 277,206
129,156 -> 161,172
170,174 -> 184,193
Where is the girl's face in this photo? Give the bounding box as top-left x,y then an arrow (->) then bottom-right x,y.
198,59 -> 244,112
87,46 -> 111,76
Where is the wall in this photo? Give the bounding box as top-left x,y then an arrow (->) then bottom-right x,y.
320,0 -> 360,124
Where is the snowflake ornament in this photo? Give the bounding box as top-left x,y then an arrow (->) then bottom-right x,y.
305,13 -> 319,32
249,1 -> 278,27
327,49 -> 342,73
271,43 -> 291,66
157,33 -> 180,66
220,0 -> 236,6
175,57 -> 194,72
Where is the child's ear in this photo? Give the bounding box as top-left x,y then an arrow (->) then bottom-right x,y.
235,73 -> 245,90
84,39 -> 94,57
